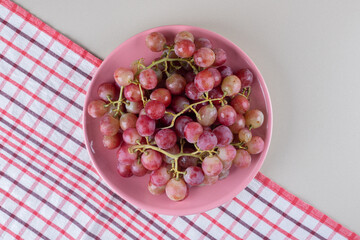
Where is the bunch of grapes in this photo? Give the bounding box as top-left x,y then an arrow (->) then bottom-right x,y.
87,31 -> 265,201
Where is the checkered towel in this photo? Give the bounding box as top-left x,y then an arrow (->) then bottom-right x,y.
0,0 -> 358,239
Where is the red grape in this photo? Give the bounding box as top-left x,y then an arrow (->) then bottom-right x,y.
117,163 -> 133,177
218,145 -> 236,163
171,96 -> 190,113
208,87 -> 223,105
212,48 -> 227,66
221,75 -> 241,97
145,100 -> 166,120
174,39 -> 195,58
131,161 -> 148,177
160,109 -> 175,126
219,169 -> 230,180
114,67 -> 133,87
193,47 -> 215,68
229,114 -> 246,134
194,69 -> 215,92
124,83 -> 143,102
245,109 -> 264,129
197,131 -> 218,150
103,133 -> 122,149
184,122 -> 204,143
179,148 -> 198,169
185,82 -> 203,100
150,166 -> 171,186
238,128 -> 252,143
148,181 -> 166,195
200,175 -> 219,186
88,100 -> 108,118
202,155 -> 223,176
246,136 -> 264,154
136,115 -> 156,136
150,88 -> 172,107
117,143 -> 138,165
123,128 -> 142,145
125,100 -> 143,114
217,66 -> 233,78
208,68 -> 222,87
185,71 -> 195,83
212,125 -> 233,147
100,114 -> 119,136
155,129 -> 177,149
194,38 -> 212,49
184,166 -> 204,186
98,83 -> 117,101
166,73 -> 186,95
175,116 -> 192,138
236,68 -> 254,87
146,32 -> 166,52
139,69 -> 158,90
175,31 -> 194,43
119,113 -> 138,131
233,149 -> 251,168
217,105 -> 237,126
141,150 -> 162,170
165,178 -> 188,201
231,95 -> 250,114
221,159 -> 233,172
163,144 -> 180,164
198,105 -> 217,126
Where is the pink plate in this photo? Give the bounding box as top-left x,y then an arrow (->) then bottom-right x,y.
83,25 -> 272,215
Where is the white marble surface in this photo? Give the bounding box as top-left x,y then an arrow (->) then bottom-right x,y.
14,0 -> 360,232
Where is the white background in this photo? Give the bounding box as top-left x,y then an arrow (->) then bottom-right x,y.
14,0 -> 360,232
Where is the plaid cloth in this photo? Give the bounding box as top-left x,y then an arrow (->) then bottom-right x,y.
0,0 -> 358,239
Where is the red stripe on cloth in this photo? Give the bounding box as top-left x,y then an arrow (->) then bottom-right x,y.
255,173 -> 358,239
0,0 -> 101,67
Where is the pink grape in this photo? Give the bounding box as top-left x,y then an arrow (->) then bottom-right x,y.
229,114 -> 246,134
103,133 -> 122,149
150,166 -> 171,186
124,84 -> 143,102
146,32 -> 166,52
160,109 -> 175,126
100,114 -> 119,136
123,128 -> 142,145
114,67 -> 134,87
98,83 -> 118,102
185,71 -> 196,83
217,66 -> 233,78
171,96 -> 190,113
233,149 -> 251,168
246,136 -> 265,154
139,69 -> 158,90
131,161 -> 148,177
184,166 -> 204,186
136,115 -> 156,136
145,100 -> 166,120
175,31 -> 194,43
185,82 -> 203,100
163,144 -> 180,164
219,169 -> 230,180
197,131 -> 218,150
119,113 -> 138,131
174,39 -> 195,58
148,181 -> 166,195
141,150 -> 162,170
202,155 -> 223,176
200,175 -> 219,186
221,159 -> 233,171
236,68 -> 254,87
231,95 -> 250,114
175,116 -> 192,138
221,75 -> 241,97
150,88 -> 172,107
245,109 -> 264,129
117,163 -> 133,177
208,68 -> 222,87
213,125 -> 233,147
117,143 -> 138,165
217,105 -> 237,126
194,69 -> 215,92
88,100 -> 108,118
165,178 -> 188,201
238,128 -> 252,143
166,73 -> 186,95
198,105 -> 217,126
193,47 -> 215,68
213,48 -> 227,66
184,122 -> 203,143
155,129 -> 177,149
194,38 -> 212,49
208,87 -> 223,106
125,100 -> 143,114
